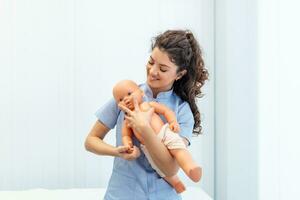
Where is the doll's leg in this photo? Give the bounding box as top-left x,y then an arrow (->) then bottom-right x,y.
122,135 -> 133,147
122,121 -> 133,149
164,175 -> 186,194
140,144 -> 186,193
169,149 -> 202,182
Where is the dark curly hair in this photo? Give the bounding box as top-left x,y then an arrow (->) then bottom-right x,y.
151,30 -> 209,135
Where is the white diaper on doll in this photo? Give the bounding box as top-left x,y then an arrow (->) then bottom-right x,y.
140,123 -> 187,177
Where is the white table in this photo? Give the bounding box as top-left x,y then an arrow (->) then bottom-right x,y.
0,187 -> 213,200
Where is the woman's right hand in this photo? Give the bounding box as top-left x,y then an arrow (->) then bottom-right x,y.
115,145 -> 141,161
118,97 -> 154,135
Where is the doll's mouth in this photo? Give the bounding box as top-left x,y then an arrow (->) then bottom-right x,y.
126,103 -> 134,110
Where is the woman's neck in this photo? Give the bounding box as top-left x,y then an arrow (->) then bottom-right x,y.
152,91 -> 158,98
147,83 -> 173,98
150,87 -> 172,98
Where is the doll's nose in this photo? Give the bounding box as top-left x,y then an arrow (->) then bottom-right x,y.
124,97 -> 131,105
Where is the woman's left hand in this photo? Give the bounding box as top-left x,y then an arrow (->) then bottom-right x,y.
118,97 -> 154,134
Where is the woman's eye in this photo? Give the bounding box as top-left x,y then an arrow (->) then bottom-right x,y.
160,69 -> 167,72
148,61 -> 154,65
128,92 -> 132,95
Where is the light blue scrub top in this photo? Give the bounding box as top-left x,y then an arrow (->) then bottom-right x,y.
95,83 -> 194,200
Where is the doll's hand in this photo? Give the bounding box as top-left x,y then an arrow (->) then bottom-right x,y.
123,137 -> 133,149
116,145 -> 141,161
169,121 -> 180,133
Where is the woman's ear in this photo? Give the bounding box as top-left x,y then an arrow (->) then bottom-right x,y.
176,70 -> 187,81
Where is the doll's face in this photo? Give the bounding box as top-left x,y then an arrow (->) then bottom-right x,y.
113,80 -> 144,110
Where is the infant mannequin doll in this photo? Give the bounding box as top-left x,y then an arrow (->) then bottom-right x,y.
113,80 -> 202,193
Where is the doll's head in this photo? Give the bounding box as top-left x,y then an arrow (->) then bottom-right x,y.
113,80 -> 144,110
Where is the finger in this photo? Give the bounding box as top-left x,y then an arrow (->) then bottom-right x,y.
118,103 -> 133,116
127,147 -> 134,153
127,156 -> 135,161
126,122 -> 132,128
124,115 -> 133,122
117,146 -> 130,153
148,107 -> 154,115
133,96 -> 140,111
123,153 -> 135,161
132,146 -> 141,158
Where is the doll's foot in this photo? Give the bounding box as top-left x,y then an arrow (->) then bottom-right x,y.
174,181 -> 186,193
189,166 -> 202,182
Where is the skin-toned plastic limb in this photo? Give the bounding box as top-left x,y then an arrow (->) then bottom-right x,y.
148,101 -> 202,181
164,176 -> 186,193
169,148 -> 202,182
121,120 -> 134,152
148,101 -> 180,133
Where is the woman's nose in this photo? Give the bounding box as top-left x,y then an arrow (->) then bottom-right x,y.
149,65 -> 159,76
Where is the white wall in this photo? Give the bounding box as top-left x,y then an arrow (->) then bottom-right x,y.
0,0 -> 215,196
258,0 -> 300,199
215,0 -> 300,199
215,0 -> 258,199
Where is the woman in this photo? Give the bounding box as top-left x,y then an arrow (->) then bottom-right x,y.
85,30 -> 209,200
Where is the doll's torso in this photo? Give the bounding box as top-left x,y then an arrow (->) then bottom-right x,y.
128,101 -> 164,144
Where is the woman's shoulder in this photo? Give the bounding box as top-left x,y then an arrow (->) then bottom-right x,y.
171,91 -> 189,106
170,94 -> 192,115
94,97 -> 120,129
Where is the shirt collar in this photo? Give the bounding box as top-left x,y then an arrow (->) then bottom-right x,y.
140,82 -> 174,100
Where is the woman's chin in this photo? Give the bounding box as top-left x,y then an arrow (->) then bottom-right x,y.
147,79 -> 159,87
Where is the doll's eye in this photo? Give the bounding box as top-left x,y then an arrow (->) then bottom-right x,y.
119,98 -> 123,101
128,92 -> 132,95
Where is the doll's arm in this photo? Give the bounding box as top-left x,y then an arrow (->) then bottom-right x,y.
148,101 -> 180,132
148,101 -> 176,122
122,120 -> 134,149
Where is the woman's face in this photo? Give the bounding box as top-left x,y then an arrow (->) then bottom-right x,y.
146,47 -> 179,97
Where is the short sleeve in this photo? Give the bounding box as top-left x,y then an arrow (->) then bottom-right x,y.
94,98 -> 120,129
177,102 -> 194,146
